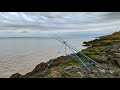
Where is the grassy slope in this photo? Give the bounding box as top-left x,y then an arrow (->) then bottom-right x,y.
11,31 -> 120,78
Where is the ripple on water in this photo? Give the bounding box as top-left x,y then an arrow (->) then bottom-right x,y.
0,37 -> 93,78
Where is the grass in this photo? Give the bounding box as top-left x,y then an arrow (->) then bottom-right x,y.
11,31 -> 120,78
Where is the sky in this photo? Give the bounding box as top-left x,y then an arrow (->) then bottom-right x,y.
0,12 -> 120,37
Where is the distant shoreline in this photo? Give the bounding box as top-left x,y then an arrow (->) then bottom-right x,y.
0,37 -> 96,40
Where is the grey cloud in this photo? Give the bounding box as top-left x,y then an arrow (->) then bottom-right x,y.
0,12 -> 120,37
103,12 -> 120,20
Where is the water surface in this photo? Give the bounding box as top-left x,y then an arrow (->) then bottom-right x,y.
0,37 -> 94,78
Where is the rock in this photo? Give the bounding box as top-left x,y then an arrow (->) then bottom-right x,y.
94,55 -> 108,63
113,53 -> 120,58
92,70 -> 98,73
117,59 -> 120,67
10,31 -> 120,78
109,71 -> 113,74
76,72 -> 81,75
64,66 -> 72,71
99,69 -> 106,74
33,62 -> 48,72
10,73 -> 22,78
113,72 -> 120,76
50,70 -> 61,78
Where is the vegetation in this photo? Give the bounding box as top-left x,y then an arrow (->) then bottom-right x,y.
11,31 -> 120,78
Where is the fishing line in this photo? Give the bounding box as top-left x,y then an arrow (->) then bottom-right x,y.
41,43 -> 64,75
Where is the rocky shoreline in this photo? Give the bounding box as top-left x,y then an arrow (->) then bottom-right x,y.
11,31 -> 120,78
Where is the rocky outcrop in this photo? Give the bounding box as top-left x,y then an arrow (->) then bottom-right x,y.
11,73 -> 22,78
11,31 -> 120,78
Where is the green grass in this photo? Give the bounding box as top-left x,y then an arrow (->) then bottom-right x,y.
69,58 -> 82,66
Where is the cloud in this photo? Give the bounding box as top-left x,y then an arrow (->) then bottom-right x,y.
0,12 -> 120,37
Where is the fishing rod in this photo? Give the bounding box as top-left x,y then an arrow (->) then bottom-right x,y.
49,33 -> 92,72
51,33 -> 80,52
50,33 -> 97,65
50,33 -> 106,71
65,42 -> 91,72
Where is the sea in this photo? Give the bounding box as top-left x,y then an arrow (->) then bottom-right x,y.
0,37 -> 95,78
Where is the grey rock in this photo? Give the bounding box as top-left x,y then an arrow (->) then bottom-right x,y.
76,72 -> 81,75
64,66 -> 72,71
99,69 -> 106,74
113,53 -> 120,58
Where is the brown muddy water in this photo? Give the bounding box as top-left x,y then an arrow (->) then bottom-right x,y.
0,37 -> 94,78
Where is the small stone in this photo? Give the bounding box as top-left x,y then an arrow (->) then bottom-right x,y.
113,53 -> 120,58
99,69 -> 106,73
64,66 -> 72,71
109,71 -> 113,74
113,72 -> 119,76
93,70 -> 98,73
117,59 -> 120,67
76,72 -> 81,75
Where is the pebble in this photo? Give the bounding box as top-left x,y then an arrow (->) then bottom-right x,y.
99,69 -> 106,73
110,71 -> 113,74
76,72 -> 81,75
64,66 -> 72,71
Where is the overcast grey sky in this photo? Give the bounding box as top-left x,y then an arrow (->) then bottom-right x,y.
0,12 -> 120,37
